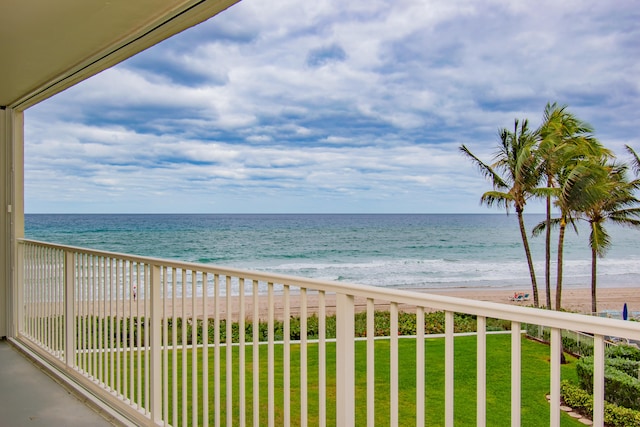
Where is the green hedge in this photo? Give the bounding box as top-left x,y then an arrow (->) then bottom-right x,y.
607,344 -> 640,361
577,346 -> 640,411
561,380 -> 640,427
69,311 -> 511,348
524,324 -> 595,357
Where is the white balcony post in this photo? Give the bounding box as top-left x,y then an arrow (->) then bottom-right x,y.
511,321 -> 521,427
149,264 -> 162,424
550,328 -> 561,427
476,315 -> 486,427
1,107 -> 25,340
64,250 -> 76,367
593,334 -> 605,426
336,293 -> 355,427
445,310 -> 454,427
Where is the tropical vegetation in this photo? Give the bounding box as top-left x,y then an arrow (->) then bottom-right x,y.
462,103 -> 640,311
460,120 -> 541,307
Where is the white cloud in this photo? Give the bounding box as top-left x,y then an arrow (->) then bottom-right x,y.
23,0 -> 640,213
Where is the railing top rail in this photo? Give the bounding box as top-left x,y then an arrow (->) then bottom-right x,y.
19,238 -> 640,340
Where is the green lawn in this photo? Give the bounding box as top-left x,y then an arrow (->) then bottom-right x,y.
147,333 -> 584,426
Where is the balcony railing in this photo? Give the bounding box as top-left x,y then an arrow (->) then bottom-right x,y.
14,238 -> 640,426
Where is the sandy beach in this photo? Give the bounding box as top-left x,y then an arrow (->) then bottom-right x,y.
428,286 -> 639,316
82,284 -> 639,321
110,285 -> 639,320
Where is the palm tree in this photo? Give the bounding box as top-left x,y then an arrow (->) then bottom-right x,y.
535,103 -> 609,309
626,145 -> 640,176
461,119 -> 541,306
570,161 -> 640,313
533,139 -> 611,310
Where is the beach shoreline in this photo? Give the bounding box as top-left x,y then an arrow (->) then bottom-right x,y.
83,283 -> 639,321
112,285 -> 639,320
423,286 -> 639,316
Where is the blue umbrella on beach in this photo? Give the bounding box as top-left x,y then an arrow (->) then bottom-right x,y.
623,303 -> 629,321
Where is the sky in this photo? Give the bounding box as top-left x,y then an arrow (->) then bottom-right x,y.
24,0 -> 640,214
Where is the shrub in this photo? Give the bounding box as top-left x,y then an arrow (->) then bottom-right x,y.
577,346 -> 640,411
561,380 -> 640,427
606,344 -> 640,361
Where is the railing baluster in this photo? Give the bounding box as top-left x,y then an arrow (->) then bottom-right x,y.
252,280 -> 260,427
336,293 -> 355,427
92,255 -> 98,380
390,302 -> 398,427
35,246 -> 41,345
98,257 -> 107,385
202,272 -> 209,427
150,264 -> 162,424
80,254 -> 86,375
115,260 -> 122,396
284,285 -> 291,426
367,298 -> 375,427
126,260 -> 132,397
87,254 -> 92,376
318,290 -> 326,427
21,244 -> 28,339
416,306 -> 425,426
181,268 -> 188,426
192,270 -> 199,427
103,257 -> 107,383
136,263 -> 143,409
214,274 -> 221,427
162,267 -> 169,425
550,327 -> 561,427
239,277 -> 246,427
109,258 -> 115,390
172,268 -> 179,427
45,247 -> 51,352
127,260 -> 134,402
476,315 -> 486,427
64,250 -> 75,368
300,287 -> 308,427
144,264 -> 151,414
511,321 -> 521,427
268,282 -> 275,427
15,242 -> 24,343
225,275 -> 233,427
445,310 -> 454,427
593,334 -> 605,426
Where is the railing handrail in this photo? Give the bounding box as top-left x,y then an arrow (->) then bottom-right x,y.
18,238 -> 640,341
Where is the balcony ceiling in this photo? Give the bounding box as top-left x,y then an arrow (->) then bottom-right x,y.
0,0 -> 239,110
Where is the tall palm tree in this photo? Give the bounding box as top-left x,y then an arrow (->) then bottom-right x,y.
535,103 -> 609,309
626,145 -> 640,176
570,161 -> 640,313
461,119 -> 541,306
533,139 -> 611,310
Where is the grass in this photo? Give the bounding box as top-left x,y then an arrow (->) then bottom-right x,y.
111,333 -> 582,426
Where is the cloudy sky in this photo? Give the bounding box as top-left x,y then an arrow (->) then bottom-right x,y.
24,0 -> 640,214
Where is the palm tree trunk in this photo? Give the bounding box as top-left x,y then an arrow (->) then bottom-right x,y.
517,209 -> 539,307
556,219 -> 566,310
545,181 -> 552,309
591,244 -> 598,314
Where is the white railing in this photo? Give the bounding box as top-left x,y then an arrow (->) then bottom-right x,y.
14,239 -> 640,427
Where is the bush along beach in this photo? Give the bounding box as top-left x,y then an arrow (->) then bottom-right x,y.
63,310 -> 512,348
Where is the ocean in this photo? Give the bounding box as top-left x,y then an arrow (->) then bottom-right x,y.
24,213 -> 640,291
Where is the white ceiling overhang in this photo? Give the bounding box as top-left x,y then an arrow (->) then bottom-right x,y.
0,0 -> 240,110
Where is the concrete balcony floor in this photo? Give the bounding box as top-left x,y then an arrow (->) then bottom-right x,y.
0,340 -> 118,427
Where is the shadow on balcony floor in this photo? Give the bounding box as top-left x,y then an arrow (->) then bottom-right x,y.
0,340 -> 117,427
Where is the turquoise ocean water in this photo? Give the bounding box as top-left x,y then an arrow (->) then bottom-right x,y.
24,214 -> 640,291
